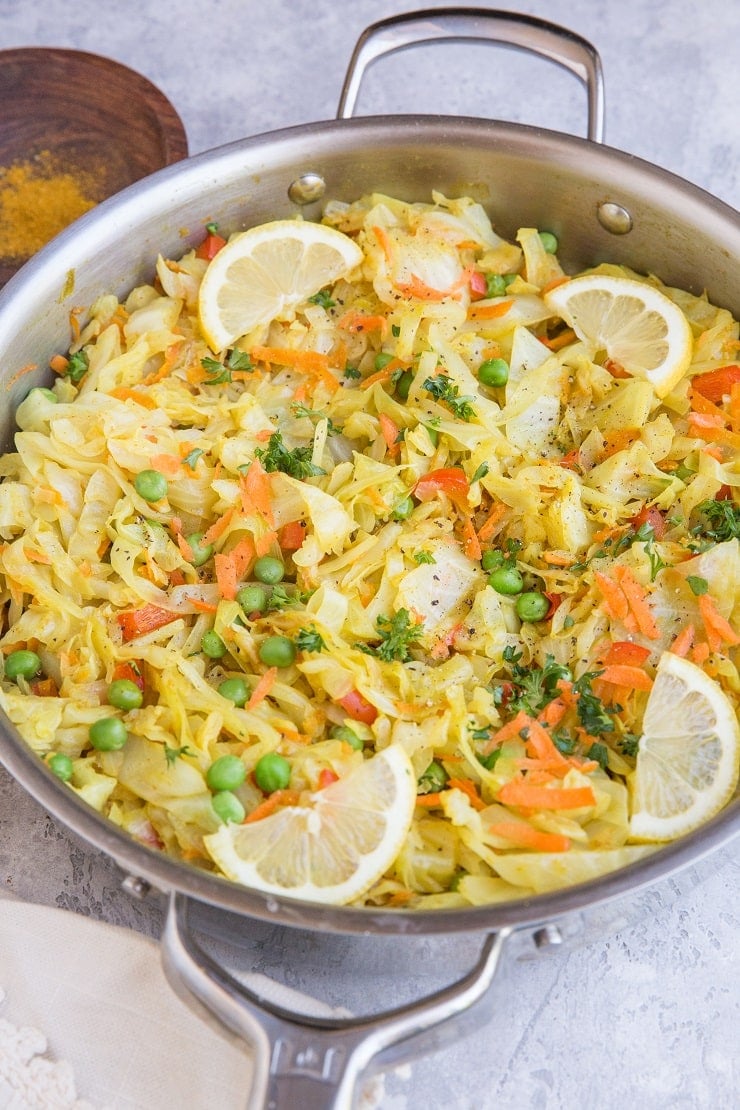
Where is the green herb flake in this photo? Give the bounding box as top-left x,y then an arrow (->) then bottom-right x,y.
308,289 -> 335,309
687,575 -> 709,596
471,462 -> 490,484
414,551 -> 436,565
255,431 -> 326,480
295,626 -> 326,653
164,743 -> 194,766
422,372 -> 476,421
182,447 -> 204,470
66,350 -> 89,384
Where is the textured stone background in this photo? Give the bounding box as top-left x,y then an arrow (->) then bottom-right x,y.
0,1 -> 738,1107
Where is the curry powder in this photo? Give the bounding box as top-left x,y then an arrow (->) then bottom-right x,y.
0,150 -> 99,261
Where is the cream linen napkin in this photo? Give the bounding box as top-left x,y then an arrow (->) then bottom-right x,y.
0,896 -> 254,1110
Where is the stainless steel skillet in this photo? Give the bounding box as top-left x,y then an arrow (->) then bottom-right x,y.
0,9 -> 737,1107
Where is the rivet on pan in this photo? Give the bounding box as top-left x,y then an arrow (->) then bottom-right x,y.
121,873 -> 151,900
533,924 -> 563,949
597,201 -> 633,235
288,173 -> 326,206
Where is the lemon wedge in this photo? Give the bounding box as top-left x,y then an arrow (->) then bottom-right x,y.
203,746 -> 416,905
544,273 -> 693,397
629,653 -> 740,841
197,219 -> 363,351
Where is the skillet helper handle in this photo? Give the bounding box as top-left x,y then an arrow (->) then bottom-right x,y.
337,6 -> 605,143
162,892 -> 511,1109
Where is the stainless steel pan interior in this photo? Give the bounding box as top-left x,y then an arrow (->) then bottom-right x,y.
0,9 -> 737,1106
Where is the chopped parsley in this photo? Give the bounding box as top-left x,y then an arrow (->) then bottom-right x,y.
414,550 -> 436,565
498,649 -> 572,716
291,402 -> 342,435
422,372 -> 476,421
471,461 -> 490,484
182,447 -> 204,470
265,585 -> 312,612
619,733 -> 640,757
587,741 -> 610,770
164,743 -> 194,766
693,499 -> 740,543
308,288 -> 335,309
343,366 -> 361,380
572,671 -> 616,737
65,350 -> 89,383
687,575 -> 709,596
201,349 -> 254,384
255,431 -> 325,479
359,608 -> 424,662
295,626 -> 326,653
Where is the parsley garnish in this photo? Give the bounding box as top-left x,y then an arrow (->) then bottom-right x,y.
255,431 -> 325,479
687,575 -> 709,596
201,355 -> 231,384
227,349 -> 254,372
205,221 -> 219,235
182,447 -> 204,470
343,366 -> 361,380
360,609 -> 424,662
500,650 -> 572,716
308,289 -> 335,309
693,499 -> 740,543
471,462 -> 490,484
65,350 -> 89,383
587,741 -> 610,770
164,743 -> 194,766
619,733 -> 640,757
414,551 -> 436,565
572,671 -> 616,737
295,626 -> 326,652
422,373 -> 476,421
291,402 -> 342,435
265,585 -> 312,612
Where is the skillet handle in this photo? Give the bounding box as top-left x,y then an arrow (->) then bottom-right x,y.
161,891 -> 511,1109
337,6 -> 605,143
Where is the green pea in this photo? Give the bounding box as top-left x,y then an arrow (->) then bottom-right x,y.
201,630 -> 226,658
47,752 -> 73,781
29,387 -> 58,403
418,760 -> 448,792
186,532 -> 214,567
330,725 -> 364,750
516,591 -> 550,622
392,496 -> 414,521
485,273 -> 508,298
206,754 -> 247,792
478,358 -> 509,387
89,716 -> 128,751
253,555 -> 285,584
134,468 -> 168,503
107,678 -> 143,710
481,549 -> 504,572
211,790 -> 246,824
4,650 -> 42,682
424,424 -> 439,447
395,369 -> 413,401
218,677 -> 249,707
258,635 -> 297,668
539,231 -> 559,254
488,566 -> 524,595
254,751 -> 292,793
237,585 -> 268,614
374,351 -> 395,371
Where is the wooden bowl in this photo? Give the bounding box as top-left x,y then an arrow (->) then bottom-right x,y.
0,48 -> 188,286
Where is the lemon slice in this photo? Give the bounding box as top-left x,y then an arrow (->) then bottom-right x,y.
197,219 -> 363,351
629,653 -> 740,841
203,746 -> 416,905
544,273 -> 693,397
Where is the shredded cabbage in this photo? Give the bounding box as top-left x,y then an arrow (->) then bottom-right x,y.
1,190 -> 739,909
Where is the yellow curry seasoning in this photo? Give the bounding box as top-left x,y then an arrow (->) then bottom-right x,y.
0,150 -> 99,262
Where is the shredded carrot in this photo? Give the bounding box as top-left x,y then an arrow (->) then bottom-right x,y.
239,458 -> 274,525
109,387 -> 157,409
372,224 -> 393,262
68,306 -> 84,341
378,412 -> 401,456
594,570 -> 630,621
6,363 -> 38,390
49,354 -> 69,374
489,821 -> 570,852
596,663 -> 653,691
460,517 -> 482,561
523,719 -> 568,764
149,453 -> 181,478
447,777 -> 487,811
539,697 -> 568,728
254,530 -> 277,558
117,604 -> 179,642
247,667 -> 278,710
360,358 -> 406,390
30,677 -> 59,698
23,548 -> 51,564
698,594 -> 740,652
467,298 -> 513,321
542,328 -> 577,352
214,553 -> 238,600
279,520 -> 307,551
498,780 -> 596,809
613,566 -> 660,639
670,623 -> 695,657
540,275 -> 571,296
337,311 -> 388,336
189,598 -> 218,613
175,533 -> 194,562
477,501 -> 507,543
143,342 -> 183,385
202,507 -> 235,546
542,550 -> 572,566
245,788 -> 301,824
415,792 -> 443,807
395,274 -> 465,302
483,709 -> 530,753
251,344 -> 339,393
